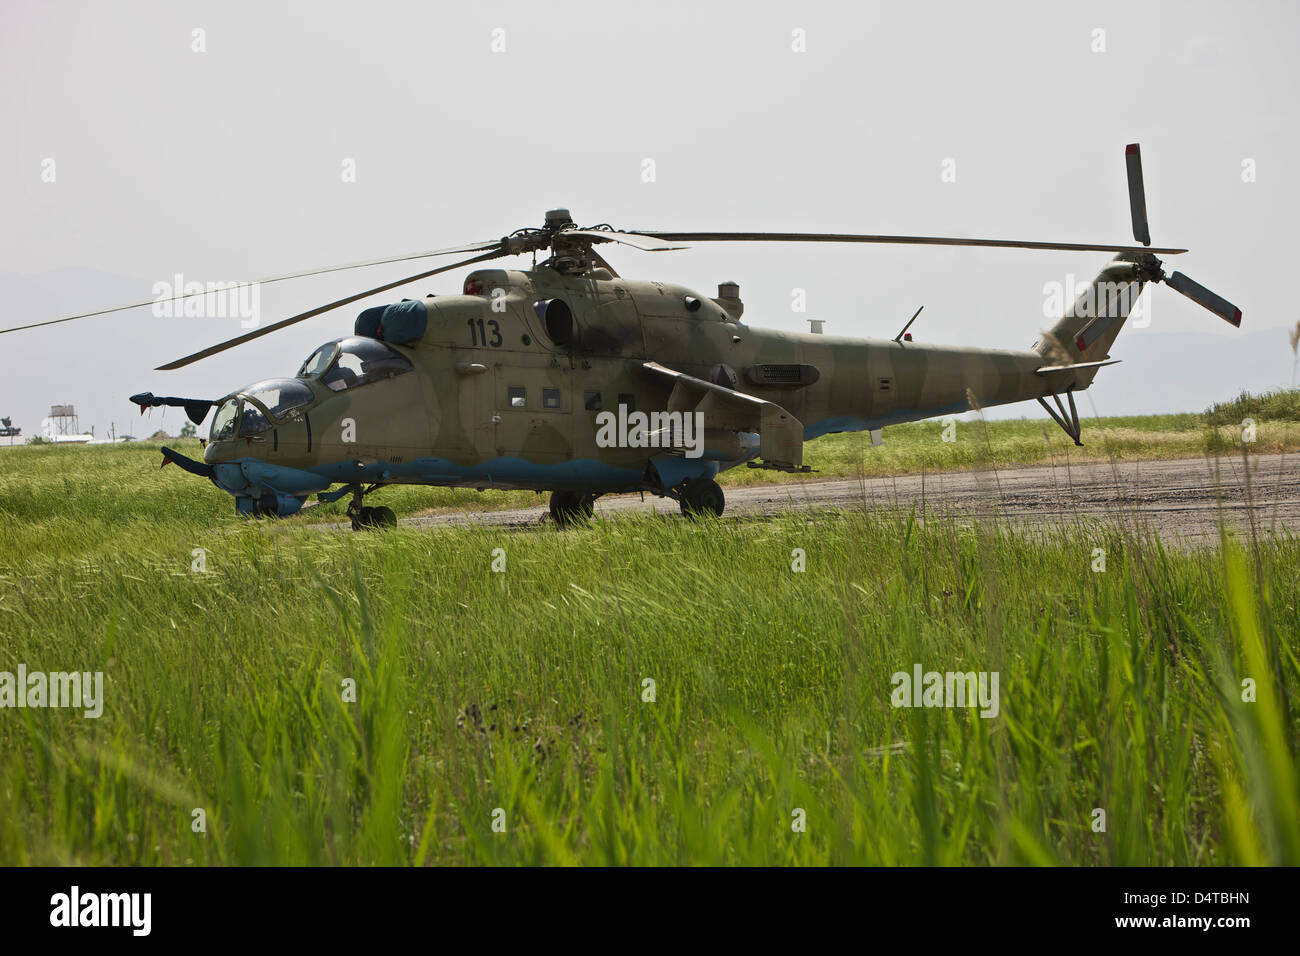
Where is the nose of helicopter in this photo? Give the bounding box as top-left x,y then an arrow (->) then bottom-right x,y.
202,437 -> 242,466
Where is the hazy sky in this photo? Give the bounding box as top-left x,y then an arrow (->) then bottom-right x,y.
2,0 -> 1297,439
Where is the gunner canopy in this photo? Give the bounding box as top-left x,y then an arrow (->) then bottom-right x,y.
209,378 -> 314,441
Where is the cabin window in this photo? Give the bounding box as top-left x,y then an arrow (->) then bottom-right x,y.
543,388 -> 561,409
584,391 -> 602,411
508,386 -> 526,408
618,393 -> 636,413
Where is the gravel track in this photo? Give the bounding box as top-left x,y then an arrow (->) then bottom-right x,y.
372,453 -> 1300,547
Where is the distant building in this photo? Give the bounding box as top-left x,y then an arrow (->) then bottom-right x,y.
41,405 -> 93,444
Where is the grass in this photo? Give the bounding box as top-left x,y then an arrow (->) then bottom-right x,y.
723,408 -> 1299,487
4,399 -> 1293,539
0,406 -> 1297,865
1206,387 -> 1300,426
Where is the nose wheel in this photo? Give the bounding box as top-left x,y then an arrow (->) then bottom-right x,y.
350,505 -> 396,531
678,477 -> 725,518
549,490 -> 596,527
336,482 -> 399,531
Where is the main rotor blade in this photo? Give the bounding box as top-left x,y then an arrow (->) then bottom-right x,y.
0,239 -> 502,335
1165,271 -> 1243,327
1125,143 -> 1152,247
564,230 -> 690,252
155,248 -> 505,370
628,231 -> 1187,255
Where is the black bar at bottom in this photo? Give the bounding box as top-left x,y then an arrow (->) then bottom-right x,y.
0,865 -> 1279,942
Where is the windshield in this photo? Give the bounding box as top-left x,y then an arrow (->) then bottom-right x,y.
234,379 -> 314,437
297,342 -> 337,379
242,379 -> 314,418
318,336 -> 413,392
210,398 -> 239,441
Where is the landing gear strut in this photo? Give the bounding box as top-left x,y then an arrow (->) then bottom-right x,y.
678,477 -> 725,517
549,489 -> 596,527
342,483 -> 396,531
1037,390 -> 1084,446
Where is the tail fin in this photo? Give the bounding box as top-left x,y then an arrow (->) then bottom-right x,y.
1033,143 -> 1243,383
1035,256 -> 1149,373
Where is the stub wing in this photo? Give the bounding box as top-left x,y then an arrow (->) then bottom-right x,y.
639,361 -> 805,470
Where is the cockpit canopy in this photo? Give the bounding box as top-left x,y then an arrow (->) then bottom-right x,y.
297,336 -> 413,392
209,338 -> 413,443
210,378 -> 314,441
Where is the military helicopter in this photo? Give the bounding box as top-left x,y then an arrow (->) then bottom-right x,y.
1,144 -> 1241,529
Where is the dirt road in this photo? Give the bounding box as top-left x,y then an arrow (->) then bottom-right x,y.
393,452 -> 1300,546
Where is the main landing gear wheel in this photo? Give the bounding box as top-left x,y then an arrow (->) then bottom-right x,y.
678,477 -> 725,518
549,490 -> 595,527
351,505 -> 397,531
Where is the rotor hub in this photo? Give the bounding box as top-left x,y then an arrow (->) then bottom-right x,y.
544,208 -> 573,230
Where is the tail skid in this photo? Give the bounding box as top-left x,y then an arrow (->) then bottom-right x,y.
1036,391 -> 1084,446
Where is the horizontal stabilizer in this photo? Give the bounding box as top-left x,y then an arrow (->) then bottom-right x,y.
1034,359 -> 1121,376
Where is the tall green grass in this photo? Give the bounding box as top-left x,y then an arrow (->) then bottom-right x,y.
1206,387 -> 1300,425
1,448 -> 1297,863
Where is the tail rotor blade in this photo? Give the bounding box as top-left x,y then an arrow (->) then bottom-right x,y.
1125,144 -> 1152,247
1165,271 -> 1242,327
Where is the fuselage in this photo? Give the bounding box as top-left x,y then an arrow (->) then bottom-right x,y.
199,264 -> 1088,514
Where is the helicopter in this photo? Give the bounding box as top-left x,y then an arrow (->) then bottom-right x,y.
1,144 -> 1241,530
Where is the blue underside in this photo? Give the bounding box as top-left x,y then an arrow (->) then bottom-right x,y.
211,453 -> 725,511
212,409 -> 993,511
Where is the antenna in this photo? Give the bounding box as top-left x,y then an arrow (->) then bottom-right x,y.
894,305 -> 924,342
